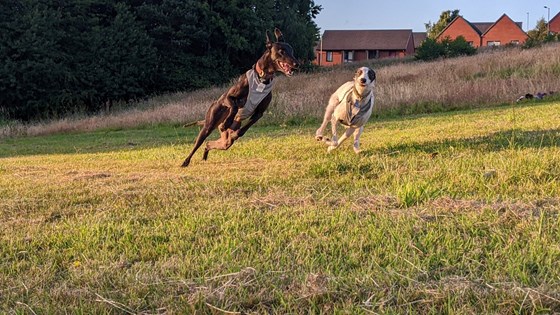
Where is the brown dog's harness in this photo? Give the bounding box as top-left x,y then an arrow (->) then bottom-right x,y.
235,66 -> 275,121
337,87 -> 373,127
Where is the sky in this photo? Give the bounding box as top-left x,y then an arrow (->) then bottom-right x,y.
313,0 -> 558,33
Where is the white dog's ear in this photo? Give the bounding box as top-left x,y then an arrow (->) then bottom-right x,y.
368,69 -> 376,82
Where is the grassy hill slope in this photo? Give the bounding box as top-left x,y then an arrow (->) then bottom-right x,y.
2,43 -> 560,138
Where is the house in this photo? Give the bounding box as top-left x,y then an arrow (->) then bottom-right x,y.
549,11 -> 560,34
315,29 -> 416,66
437,14 -> 527,47
413,32 -> 428,49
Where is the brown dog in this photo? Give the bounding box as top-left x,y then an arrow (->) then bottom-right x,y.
181,28 -> 298,167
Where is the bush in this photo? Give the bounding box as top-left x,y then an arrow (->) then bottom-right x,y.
415,36 -> 476,61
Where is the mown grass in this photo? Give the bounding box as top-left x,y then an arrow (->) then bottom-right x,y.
1,100 -> 560,313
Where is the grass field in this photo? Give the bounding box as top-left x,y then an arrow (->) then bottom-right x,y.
1,100 -> 560,313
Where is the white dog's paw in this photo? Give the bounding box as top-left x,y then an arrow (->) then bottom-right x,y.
353,148 -> 362,154
315,129 -> 324,141
325,139 -> 338,146
327,145 -> 337,153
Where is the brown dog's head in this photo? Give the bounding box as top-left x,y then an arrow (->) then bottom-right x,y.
265,28 -> 299,76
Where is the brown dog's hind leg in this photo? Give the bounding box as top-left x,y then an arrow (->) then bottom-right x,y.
204,130 -> 236,158
181,104 -> 227,167
203,118 -> 243,160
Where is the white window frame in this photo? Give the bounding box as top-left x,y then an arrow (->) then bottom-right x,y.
344,50 -> 354,63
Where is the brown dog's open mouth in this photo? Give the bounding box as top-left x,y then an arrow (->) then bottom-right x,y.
277,61 -> 294,76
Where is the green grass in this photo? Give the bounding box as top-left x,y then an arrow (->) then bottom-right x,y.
1,101 -> 560,314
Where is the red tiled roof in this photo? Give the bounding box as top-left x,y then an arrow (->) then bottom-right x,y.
470,22 -> 494,34
320,29 -> 413,50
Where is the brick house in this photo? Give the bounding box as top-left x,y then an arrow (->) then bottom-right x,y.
549,11 -> 560,34
315,29 -> 416,66
413,32 -> 428,49
437,14 -> 527,47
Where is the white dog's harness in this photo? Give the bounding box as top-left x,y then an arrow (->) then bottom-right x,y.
236,68 -> 274,121
337,87 -> 373,127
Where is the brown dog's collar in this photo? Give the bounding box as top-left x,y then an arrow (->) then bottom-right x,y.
254,62 -> 272,84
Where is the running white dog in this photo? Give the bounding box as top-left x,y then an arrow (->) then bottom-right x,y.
315,66 -> 376,153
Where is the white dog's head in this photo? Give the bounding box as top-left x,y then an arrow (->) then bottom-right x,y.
353,67 -> 376,95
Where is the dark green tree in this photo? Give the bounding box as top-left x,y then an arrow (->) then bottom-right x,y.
444,36 -> 476,57
0,0 -> 322,121
414,38 -> 446,61
0,1 -> 69,119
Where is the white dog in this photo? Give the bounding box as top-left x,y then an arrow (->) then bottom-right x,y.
315,67 -> 376,153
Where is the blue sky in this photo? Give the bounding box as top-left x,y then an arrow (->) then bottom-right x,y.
314,0 -> 557,33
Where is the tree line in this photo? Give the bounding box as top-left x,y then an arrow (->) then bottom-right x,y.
0,0 -> 321,120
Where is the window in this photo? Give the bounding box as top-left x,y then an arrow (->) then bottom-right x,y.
326,51 -> 333,62
343,51 -> 354,62
510,40 -> 520,45
368,50 -> 378,59
467,41 -> 474,46
487,41 -> 501,46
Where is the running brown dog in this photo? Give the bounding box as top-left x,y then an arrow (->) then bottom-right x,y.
181,28 -> 298,167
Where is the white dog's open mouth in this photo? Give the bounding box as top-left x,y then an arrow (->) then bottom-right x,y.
277,61 -> 294,76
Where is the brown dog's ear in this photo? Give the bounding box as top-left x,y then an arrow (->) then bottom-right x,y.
266,30 -> 273,49
274,28 -> 285,42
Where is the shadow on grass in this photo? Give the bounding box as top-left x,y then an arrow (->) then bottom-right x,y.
1,101 -> 558,159
0,124 -> 305,159
0,126 -> 200,158
363,128 -> 560,157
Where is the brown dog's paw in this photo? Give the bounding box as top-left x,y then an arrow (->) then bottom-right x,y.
228,129 -> 240,141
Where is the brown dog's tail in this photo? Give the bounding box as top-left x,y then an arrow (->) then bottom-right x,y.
183,120 -> 205,128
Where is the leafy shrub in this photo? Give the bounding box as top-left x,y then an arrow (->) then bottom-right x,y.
415,36 -> 476,61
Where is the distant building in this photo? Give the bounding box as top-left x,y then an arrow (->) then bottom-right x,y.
549,11 -> 560,34
413,32 -> 428,49
315,29 -> 421,66
437,14 -> 527,47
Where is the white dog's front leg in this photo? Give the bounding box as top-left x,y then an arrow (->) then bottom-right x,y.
353,127 -> 364,154
327,114 -> 339,149
328,127 -> 355,153
316,94 -> 339,140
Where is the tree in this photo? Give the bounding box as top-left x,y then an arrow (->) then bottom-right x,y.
0,0 -> 322,121
0,1 -> 70,119
444,36 -> 476,57
414,38 -> 445,61
425,9 -> 460,39
524,18 -> 558,48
